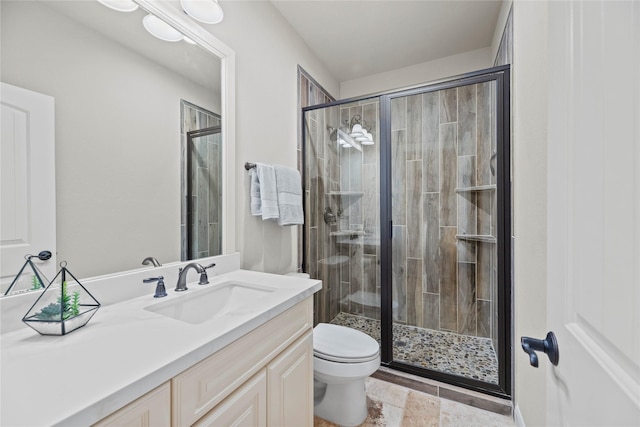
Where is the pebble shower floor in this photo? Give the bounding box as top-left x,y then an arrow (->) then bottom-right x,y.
331,312 -> 499,384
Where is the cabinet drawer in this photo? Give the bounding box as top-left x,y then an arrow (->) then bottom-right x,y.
172,298 -> 312,426
92,382 -> 170,427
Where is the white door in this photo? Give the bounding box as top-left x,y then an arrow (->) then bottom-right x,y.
0,82 -> 56,291
546,1 -> 640,425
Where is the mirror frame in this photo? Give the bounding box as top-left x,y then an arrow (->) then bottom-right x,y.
136,0 -> 236,255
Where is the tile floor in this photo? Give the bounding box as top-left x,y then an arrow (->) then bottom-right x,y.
313,377 -> 514,427
331,313 -> 499,384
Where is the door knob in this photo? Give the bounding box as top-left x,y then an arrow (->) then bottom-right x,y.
521,332 -> 559,367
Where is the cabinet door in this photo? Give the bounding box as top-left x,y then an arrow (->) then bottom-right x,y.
92,383 -> 170,427
267,331 -> 313,427
194,370 -> 267,427
172,299 -> 312,426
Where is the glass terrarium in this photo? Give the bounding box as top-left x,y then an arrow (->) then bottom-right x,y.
22,262 -> 100,336
3,251 -> 52,296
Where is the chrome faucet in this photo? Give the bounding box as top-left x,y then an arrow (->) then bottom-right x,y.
141,256 -> 161,267
175,262 -> 216,291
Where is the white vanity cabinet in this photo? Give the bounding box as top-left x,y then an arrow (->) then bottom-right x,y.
92,382 -> 171,427
93,297 -> 314,427
192,332 -> 313,427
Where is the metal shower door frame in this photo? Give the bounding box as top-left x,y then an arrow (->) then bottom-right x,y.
379,66 -> 511,398
301,65 -> 511,399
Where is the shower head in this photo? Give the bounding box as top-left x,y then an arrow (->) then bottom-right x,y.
327,126 -> 338,142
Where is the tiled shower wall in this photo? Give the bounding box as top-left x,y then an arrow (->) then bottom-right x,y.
390,84 -> 498,345
180,100 -> 222,261
304,84 -> 499,346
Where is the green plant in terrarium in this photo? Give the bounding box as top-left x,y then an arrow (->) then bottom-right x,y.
30,275 -> 44,290
71,290 -> 80,316
34,281 -> 81,321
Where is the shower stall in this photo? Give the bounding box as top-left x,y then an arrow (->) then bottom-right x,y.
302,66 -> 511,397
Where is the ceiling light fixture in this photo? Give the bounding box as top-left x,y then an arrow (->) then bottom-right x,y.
142,14 -> 184,42
96,0 -> 139,12
180,0 -> 224,24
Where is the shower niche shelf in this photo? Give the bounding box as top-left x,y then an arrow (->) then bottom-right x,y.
456,234 -> 496,243
326,191 -> 364,197
330,230 -> 366,237
455,185 -> 496,193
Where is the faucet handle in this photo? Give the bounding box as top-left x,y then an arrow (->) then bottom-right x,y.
197,263 -> 216,285
143,276 -> 167,298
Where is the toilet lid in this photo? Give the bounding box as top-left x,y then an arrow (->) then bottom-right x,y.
313,323 -> 379,363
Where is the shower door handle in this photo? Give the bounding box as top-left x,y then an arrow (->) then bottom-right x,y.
521,332 -> 559,368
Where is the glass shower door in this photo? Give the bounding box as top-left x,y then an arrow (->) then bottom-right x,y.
302,99 -> 382,346
386,78 -> 505,388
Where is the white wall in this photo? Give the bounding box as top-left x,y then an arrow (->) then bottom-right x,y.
491,1 -> 514,64
511,2 -> 549,426
339,47 -> 492,99
203,1 -> 339,274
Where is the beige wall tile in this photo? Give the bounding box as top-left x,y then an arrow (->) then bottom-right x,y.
407,94 -> 423,160
439,123 -> 458,226
407,160 -> 423,258
440,88 -> 458,123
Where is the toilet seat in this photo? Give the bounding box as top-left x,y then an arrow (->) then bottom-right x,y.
313,323 -> 379,363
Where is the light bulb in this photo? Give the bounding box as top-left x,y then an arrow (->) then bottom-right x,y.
97,0 -> 138,12
181,0 -> 224,24
143,15 -> 183,42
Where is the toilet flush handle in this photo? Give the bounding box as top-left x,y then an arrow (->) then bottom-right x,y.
521,332 -> 559,367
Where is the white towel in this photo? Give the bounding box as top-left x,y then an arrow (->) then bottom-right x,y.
254,163 -> 279,220
249,168 -> 262,216
273,165 -> 304,226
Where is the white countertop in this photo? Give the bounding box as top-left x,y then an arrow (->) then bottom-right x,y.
0,269 -> 321,427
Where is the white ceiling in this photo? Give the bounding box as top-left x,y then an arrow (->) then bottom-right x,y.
271,0 -> 504,82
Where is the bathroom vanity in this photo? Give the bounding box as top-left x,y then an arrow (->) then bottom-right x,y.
0,254 -> 321,426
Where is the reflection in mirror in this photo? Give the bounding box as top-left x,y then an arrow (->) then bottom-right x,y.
0,0 -> 226,287
181,101 -> 222,260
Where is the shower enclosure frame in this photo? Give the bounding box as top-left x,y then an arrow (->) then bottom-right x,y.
185,125 -> 222,260
302,65 -> 512,398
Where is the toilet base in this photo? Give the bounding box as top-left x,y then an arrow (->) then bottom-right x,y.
314,378 -> 368,427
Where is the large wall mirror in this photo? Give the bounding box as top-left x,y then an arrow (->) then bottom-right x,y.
0,0 -> 236,285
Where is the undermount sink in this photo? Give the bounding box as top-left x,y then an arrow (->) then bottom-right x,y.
144,281 -> 276,324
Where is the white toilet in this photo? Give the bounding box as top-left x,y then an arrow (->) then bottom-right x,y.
313,323 -> 381,426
